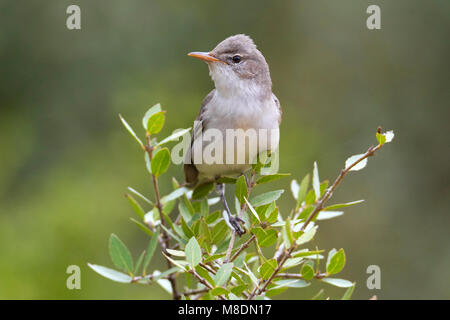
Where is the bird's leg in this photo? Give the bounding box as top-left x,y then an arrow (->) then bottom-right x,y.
215,183 -> 245,236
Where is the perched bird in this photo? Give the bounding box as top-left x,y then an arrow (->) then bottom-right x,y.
184,34 -> 281,235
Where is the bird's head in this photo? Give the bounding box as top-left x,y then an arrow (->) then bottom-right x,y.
188,34 -> 272,99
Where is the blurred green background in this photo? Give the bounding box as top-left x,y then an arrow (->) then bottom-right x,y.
0,0 -> 448,299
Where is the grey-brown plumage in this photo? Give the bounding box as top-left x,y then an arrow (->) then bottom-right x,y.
184,34 -> 281,188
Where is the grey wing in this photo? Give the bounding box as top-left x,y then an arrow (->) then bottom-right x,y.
272,93 -> 282,124
183,89 -> 215,187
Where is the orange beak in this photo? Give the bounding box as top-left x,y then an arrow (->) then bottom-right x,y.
188,51 -> 222,63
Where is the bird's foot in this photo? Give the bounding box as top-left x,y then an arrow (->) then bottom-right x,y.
228,215 -> 246,236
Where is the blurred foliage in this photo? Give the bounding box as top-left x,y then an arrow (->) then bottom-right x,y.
0,0 -> 449,299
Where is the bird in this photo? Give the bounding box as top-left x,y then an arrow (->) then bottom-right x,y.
184,34 -> 281,236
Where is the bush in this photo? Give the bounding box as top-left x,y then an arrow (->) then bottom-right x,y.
88,104 -> 394,300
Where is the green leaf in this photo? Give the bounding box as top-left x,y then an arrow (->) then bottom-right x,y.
216,176 -> 237,184
134,251 -> 146,275
272,279 -> 310,289
235,175 -> 248,205
145,152 -> 152,174
211,287 -> 229,296
125,194 -> 146,220
204,253 -> 226,263
297,174 -> 310,207
292,249 -> 325,259
127,187 -> 153,205
142,103 -> 162,130
146,111 -> 165,134
304,189 -> 316,205
301,261 -> 315,280
259,259 -> 278,280
143,231 -> 159,274
200,199 -> 209,217
163,253 -> 189,271
179,200 -> 194,223
316,211 -> 344,220
88,264 -> 132,283
376,130 -> 394,145
150,147 -> 171,177
282,257 -> 303,270
119,114 -> 144,148
153,267 -> 179,282
211,220 -> 228,244
244,262 -> 259,286
327,248 -> 346,275
376,132 -> 386,145
244,197 -> 261,223
205,210 -> 221,224
321,278 -> 353,288
266,207 -> 279,224
192,182 -> 214,200
161,187 -> 188,204
296,226 -> 318,246
109,234 -> 133,273
196,265 -> 215,285
250,190 -> 284,208
214,263 -> 234,286
291,179 -> 299,201
265,286 -> 288,297
252,227 -> 278,247
185,237 -> 202,267
166,249 -> 186,257
345,154 -> 367,171
256,173 -> 290,185
341,283 -> 356,300
181,218 -> 195,239
320,180 -> 328,197
130,218 -> 153,237
324,200 -> 364,210
284,217 -> 294,246
231,284 -> 247,296
157,128 -> 191,146
313,162 -> 320,200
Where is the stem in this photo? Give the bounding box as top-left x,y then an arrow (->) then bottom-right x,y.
145,134 -> 179,300
277,272 -> 327,280
183,288 -> 209,297
189,269 -> 226,300
300,144 -> 381,232
230,235 -> 256,262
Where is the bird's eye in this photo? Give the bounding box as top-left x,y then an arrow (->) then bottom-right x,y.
231,55 -> 242,63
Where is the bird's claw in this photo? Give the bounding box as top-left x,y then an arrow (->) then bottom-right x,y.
229,215 -> 246,236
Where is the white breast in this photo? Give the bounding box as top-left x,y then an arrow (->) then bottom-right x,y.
194,89 -> 280,181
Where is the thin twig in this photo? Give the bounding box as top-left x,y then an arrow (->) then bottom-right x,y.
230,235 -> 256,262
189,269 -> 226,300
277,272 -> 327,280
199,262 -> 217,275
183,288 -> 209,296
145,134 -> 180,300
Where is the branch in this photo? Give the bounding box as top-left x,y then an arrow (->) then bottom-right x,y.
145,134 -> 180,300
183,287 -> 209,296
230,235 -> 256,262
248,138 -> 387,300
277,272 -> 327,280
300,144 -> 382,232
189,269 -> 226,300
